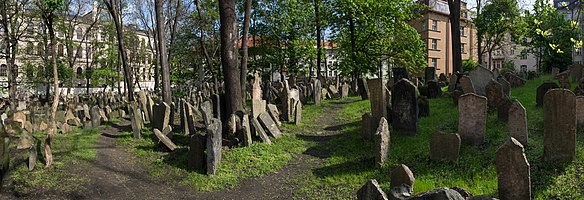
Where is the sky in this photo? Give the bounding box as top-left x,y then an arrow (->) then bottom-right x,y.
466,0 -> 537,12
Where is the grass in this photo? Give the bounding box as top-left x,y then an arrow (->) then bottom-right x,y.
116,123 -> 308,191
289,75 -> 584,199
7,126 -> 101,196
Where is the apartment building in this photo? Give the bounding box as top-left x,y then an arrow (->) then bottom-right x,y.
410,0 -> 478,76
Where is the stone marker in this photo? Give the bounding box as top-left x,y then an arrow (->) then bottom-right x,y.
294,101 -> 302,126
206,118 -> 222,175
152,102 -> 171,131
362,113 -> 373,141
469,66 -> 494,96
551,67 -> 559,77
358,78 -> 370,100
509,101 -> 528,146
251,116 -> 272,144
392,79 -> 418,136
258,112 -> 282,138
497,98 -> 513,122
555,71 -> 571,89
374,118 -> 390,168
390,164 -> 415,193
90,106 -> 101,128
341,83 -> 349,98
251,99 -> 267,119
154,128 -> 177,151
368,78 -> 387,125
571,63 -> 583,82
393,68 -> 409,84
162,125 -> 173,139
458,75 -> 475,94
429,133 -> 461,162
425,67 -> 436,82
409,187 -> 464,200
188,133 -> 206,171
266,104 -> 282,127
536,82 -> 559,107
418,96 -> 429,117
357,179 -> 388,200
498,77 -> 511,97
240,114 -> 252,146
200,101 -> 213,125
577,97 -> 584,127
496,137 -> 531,200
458,93 -> 487,145
485,79 -> 504,109
314,79 -> 322,104
544,89 -> 576,163
252,73 -> 262,100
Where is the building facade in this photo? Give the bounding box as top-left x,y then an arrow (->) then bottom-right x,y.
410,0 -> 479,76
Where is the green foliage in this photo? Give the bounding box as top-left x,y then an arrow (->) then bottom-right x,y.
462,58 -> 478,72
500,60 -> 516,74
475,0 -> 521,67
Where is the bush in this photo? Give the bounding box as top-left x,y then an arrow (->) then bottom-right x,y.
462,59 -> 478,72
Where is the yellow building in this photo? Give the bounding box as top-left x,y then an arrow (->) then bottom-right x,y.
410,0 -> 478,76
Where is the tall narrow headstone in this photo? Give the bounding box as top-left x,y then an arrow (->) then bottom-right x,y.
544,89 -> 576,163
536,82 -> 559,107
374,118 -> 390,168
392,79 -> 418,136
188,133 -> 206,171
362,113 -> 373,140
509,101 -> 528,146
206,118 -> 222,175
485,79 -> 504,109
496,137 -> 531,200
368,78 -> 387,125
458,75 -> 475,94
152,102 -> 170,131
314,79 -> 322,104
425,67 -> 436,82
358,78 -> 370,100
458,93 -> 487,145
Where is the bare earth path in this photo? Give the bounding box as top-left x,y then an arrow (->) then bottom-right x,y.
1,99 -> 355,200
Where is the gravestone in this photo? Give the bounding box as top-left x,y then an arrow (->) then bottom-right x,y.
577,97 -> 584,127
544,89 -> 576,163
294,101 -> 302,126
390,164 -> 415,193
498,77 -> 511,97
458,75 -> 475,94
188,133 -> 206,171
418,96 -> 429,117
138,91 -> 150,122
374,118 -> 390,168
485,79 -> 504,109
536,82 -> 559,107
258,112 -> 282,138
280,81 -> 291,121
509,101 -> 528,146
200,101 -> 213,125
357,179 -> 388,200
505,73 -> 527,88
425,67 -> 436,82
358,78 -> 370,100
426,81 -> 442,98
314,79 -> 322,104
409,187 -> 464,200
451,90 -> 463,105
448,74 -> 458,92
392,79 -> 418,136
429,132 -> 461,162
251,99 -> 266,119
153,128 -> 177,151
240,113 -> 252,146
206,118 -> 222,175
152,102 -> 170,131
362,113 -> 373,141
250,116 -> 272,144
458,93 -> 487,145
571,64 -> 583,82
129,102 -> 142,139
393,68 -> 409,84
341,83 -> 349,98
267,104 -> 281,127
368,78 -> 387,125
90,106 -> 101,128
497,98 -> 513,122
496,137 -> 531,200
252,73 -> 262,100
469,66 -> 494,96
555,71 -> 571,89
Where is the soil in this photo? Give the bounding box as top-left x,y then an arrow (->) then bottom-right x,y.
0,99 -> 354,200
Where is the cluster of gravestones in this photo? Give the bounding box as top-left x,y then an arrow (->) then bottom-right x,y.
358,66 -> 537,199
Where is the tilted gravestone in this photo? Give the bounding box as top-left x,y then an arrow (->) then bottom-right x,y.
429,132 -> 461,162
390,164 -> 415,193
368,78 -> 387,126
392,79 -> 418,136
458,93 -> 487,145
544,89 -> 576,163
250,116 -> 272,144
458,75 -> 475,94
206,118 -> 222,175
200,101 -> 213,125
358,78 -> 370,100
509,101 -> 528,146
152,102 -> 171,131
496,137 -> 531,200
258,112 -> 282,138
536,82 -> 559,107
374,118 -> 390,168
485,79 -> 504,110
153,128 -> 177,151
357,179 -> 388,200
468,66 -> 494,96
90,106 -> 101,128
266,104 -> 281,127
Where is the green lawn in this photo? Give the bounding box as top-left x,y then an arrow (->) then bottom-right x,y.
291,75 -> 584,199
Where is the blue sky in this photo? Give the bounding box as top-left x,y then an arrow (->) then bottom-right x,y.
467,0 -> 537,11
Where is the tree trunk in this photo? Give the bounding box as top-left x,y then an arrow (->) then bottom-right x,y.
477,0 -> 483,65
448,0 -> 462,73
240,0 -> 252,109
314,0 -> 322,79
45,12 -> 58,169
219,0 -> 243,115
155,0 -> 171,105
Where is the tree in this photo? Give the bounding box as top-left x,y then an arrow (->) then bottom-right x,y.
35,0 -> 64,169
240,0 -> 251,108
155,0 -> 171,104
448,0 -> 462,73
475,0 -> 520,70
219,0 -> 243,115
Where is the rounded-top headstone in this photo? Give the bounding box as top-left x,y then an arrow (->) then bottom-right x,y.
390,164 -> 415,193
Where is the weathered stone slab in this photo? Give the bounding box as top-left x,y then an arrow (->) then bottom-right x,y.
314,79 -> 322,104
374,118 -> 390,168
496,137 -> 531,200
555,71 -> 571,89
188,133 -> 206,172
391,79 -> 418,136
341,83 -> 349,98
357,179 -> 388,200
251,116 -> 272,144
152,102 -> 171,131
536,82 -> 559,107
485,79 -> 503,109
200,101 -> 213,125
571,63 -> 583,82
469,66 -> 494,96
153,128 -> 177,151
409,187 -> 464,200
430,133 -> 461,162
390,164 -> 415,193
251,100 -> 267,119
425,67 -> 436,82
497,98 -> 512,122
418,96 -> 429,117
577,97 -> 584,127
258,112 -> 282,138
509,101 -> 528,146
458,93 -> 487,145
393,68 -> 409,84
90,106 -> 101,128
459,75 -> 475,94
240,114 -> 252,146
368,78 -> 387,125
266,104 -> 281,127
294,101 -> 302,126
206,118 -> 222,175
544,89 -> 576,163
358,78 -> 370,100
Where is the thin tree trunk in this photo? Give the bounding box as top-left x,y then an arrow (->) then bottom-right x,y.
240,0 -> 252,109
44,11 -> 58,169
219,0 -> 243,115
448,0 -> 462,73
155,0 -> 171,104
314,0 -> 322,79
477,0 -> 483,65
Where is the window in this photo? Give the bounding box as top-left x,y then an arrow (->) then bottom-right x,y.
460,27 -> 465,36
77,67 -> 83,76
431,20 -> 438,31
76,28 -> 83,40
431,39 -> 438,50
0,64 -> 7,77
431,58 -> 438,68
461,44 -> 466,54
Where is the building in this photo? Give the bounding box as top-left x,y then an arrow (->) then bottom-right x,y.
486,36 -> 539,73
0,9 -> 156,95
410,0 -> 479,76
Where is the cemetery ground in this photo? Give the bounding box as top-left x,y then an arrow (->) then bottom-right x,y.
1,75 -> 584,199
